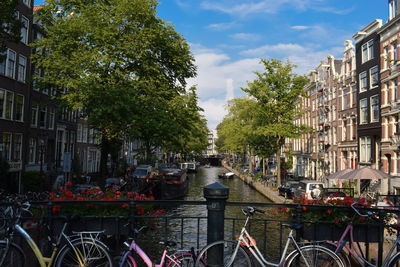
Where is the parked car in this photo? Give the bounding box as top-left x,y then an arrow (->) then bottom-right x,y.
278,182 -> 298,199
294,180 -> 325,200
132,165 -> 152,179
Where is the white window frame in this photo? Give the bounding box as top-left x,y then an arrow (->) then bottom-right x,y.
0,90 -> 14,120
13,133 -> 22,161
31,104 -> 38,127
370,95 -> 379,122
2,133 -> 12,161
359,136 -> 372,163
6,49 -> 16,79
22,0 -> 31,8
370,66 -> 379,88
20,16 -> 29,44
360,98 -> 368,124
359,71 -> 367,92
362,40 -> 374,63
49,108 -> 55,130
39,106 -> 47,129
17,55 -> 26,82
28,138 -> 36,164
14,94 -> 24,122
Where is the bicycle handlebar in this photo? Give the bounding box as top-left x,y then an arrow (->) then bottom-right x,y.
241,206 -> 265,217
351,202 -> 372,217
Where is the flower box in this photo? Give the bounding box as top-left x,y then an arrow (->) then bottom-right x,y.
301,223 -> 380,242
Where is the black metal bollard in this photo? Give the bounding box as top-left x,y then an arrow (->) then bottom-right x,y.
204,182 -> 229,267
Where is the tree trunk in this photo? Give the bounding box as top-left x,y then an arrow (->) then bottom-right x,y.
276,145 -> 281,188
100,133 -> 110,180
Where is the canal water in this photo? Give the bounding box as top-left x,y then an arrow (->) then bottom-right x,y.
135,166 -> 286,263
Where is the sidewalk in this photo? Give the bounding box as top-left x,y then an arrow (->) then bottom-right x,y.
222,162 -> 287,204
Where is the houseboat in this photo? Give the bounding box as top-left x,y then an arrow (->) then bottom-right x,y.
218,172 -> 234,179
151,168 -> 189,200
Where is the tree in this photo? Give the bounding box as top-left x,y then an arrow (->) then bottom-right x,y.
0,0 -> 23,60
242,59 -> 309,187
32,0 -> 197,177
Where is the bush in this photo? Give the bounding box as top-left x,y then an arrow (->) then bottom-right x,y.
22,171 -> 47,192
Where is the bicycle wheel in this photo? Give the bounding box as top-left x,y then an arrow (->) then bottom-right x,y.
285,245 -> 344,267
117,252 -> 135,267
0,241 -> 24,267
323,242 -> 350,267
54,238 -> 114,267
194,240 -> 252,267
388,252 -> 400,267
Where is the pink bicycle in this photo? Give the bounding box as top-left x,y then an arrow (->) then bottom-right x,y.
119,226 -> 206,267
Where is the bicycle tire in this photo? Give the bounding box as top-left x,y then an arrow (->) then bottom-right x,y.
117,251 -> 135,267
388,252 -> 400,267
194,240 -> 252,267
323,242 -> 350,267
54,238 -> 114,267
285,244 -> 344,267
0,241 -> 24,267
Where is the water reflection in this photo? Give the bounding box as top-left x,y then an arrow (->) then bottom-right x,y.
134,166 -> 286,262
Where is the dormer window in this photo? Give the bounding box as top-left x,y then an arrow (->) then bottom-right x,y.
390,0 -> 397,20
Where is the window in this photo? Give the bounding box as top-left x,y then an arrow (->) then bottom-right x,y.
393,42 -> 398,63
343,120 -> 347,141
371,95 -> 379,122
0,51 -> 5,75
13,134 -> 22,161
352,85 -> 357,106
395,79 -> 399,103
370,66 -> 379,88
83,125 -> 88,143
360,98 -> 368,124
343,88 -> 349,109
17,55 -> 26,82
390,0 -> 397,20
77,124 -> 82,142
385,46 -> 389,69
2,133 -> 11,161
362,40 -> 374,63
20,16 -> 29,44
385,82 -> 390,104
0,90 -> 14,120
39,106 -> 47,128
6,50 -> 16,78
49,108 -> 55,129
360,71 -> 367,92
28,138 -> 36,163
14,95 -> 23,121
359,136 -> 372,163
31,104 -> 38,127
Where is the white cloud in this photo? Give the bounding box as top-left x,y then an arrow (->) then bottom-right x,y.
240,43 -> 307,57
225,79 -> 234,101
230,33 -> 261,41
291,25 -> 310,30
207,22 -> 236,31
200,0 -> 352,17
199,98 -> 229,130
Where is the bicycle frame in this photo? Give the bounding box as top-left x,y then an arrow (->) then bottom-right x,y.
13,223 -> 86,267
121,239 -> 182,267
327,223 -> 400,267
230,216 -> 305,267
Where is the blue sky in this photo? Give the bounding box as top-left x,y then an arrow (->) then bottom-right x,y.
34,0 -> 388,130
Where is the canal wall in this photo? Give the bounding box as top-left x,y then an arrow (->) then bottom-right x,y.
222,162 -> 286,203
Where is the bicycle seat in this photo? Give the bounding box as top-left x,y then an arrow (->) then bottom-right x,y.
159,240 -> 177,247
282,223 -> 302,230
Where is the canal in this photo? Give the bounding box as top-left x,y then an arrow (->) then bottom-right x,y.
135,166 -> 284,263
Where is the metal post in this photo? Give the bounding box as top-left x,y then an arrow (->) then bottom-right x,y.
204,182 -> 229,267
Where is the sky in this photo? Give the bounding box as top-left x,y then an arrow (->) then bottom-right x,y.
34,0 -> 388,130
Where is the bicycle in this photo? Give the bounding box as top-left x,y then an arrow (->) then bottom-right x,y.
194,206 -> 344,267
119,225 -> 206,267
0,200 -> 114,267
326,201 -> 400,267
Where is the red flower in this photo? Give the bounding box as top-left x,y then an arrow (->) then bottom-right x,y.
137,208 -> 144,215
66,181 -> 72,186
327,209 -> 332,214
302,206 -> 307,211
127,192 -> 133,198
121,203 -> 129,208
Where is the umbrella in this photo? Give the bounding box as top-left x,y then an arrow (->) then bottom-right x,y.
339,167 -> 391,180
326,168 -> 354,179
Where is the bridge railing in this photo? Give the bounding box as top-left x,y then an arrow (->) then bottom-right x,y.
2,182 -> 399,266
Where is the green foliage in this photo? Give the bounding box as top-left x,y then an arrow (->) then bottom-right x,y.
32,0 -> 200,170
0,0 -> 22,60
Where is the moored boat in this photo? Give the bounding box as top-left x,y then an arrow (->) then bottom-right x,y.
218,172 -> 234,179
151,168 -> 189,200
180,162 -> 197,173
